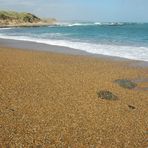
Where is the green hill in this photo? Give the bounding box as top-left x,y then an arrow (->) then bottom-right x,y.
0,11 -> 56,26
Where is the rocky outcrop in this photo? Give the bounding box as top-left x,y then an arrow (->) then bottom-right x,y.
0,11 -> 56,27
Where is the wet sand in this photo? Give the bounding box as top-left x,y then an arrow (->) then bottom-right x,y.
0,46 -> 148,147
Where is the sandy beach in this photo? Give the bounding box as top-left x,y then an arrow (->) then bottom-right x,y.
0,44 -> 148,147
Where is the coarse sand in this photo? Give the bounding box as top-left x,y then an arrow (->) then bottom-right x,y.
0,47 -> 148,148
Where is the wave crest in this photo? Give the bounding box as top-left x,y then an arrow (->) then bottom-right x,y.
0,27 -> 13,30
51,22 -> 131,27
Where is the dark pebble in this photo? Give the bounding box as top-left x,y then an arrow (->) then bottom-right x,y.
114,79 -> 137,89
9,108 -> 15,112
97,90 -> 118,100
128,105 -> 136,109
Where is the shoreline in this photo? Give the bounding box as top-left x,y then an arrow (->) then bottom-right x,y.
0,38 -> 148,68
0,23 -> 56,28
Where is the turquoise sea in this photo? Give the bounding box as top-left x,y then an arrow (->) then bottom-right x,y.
0,22 -> 148,61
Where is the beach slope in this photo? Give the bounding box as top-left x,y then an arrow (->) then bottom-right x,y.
0,47 -> 148,147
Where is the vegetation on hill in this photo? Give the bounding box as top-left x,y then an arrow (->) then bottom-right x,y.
0,11 -> 56,26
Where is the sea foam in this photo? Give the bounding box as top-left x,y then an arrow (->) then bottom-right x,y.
0,35 -> 148,62
0,28 -> 13,30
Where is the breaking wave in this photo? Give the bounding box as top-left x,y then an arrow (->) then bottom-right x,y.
0,35 -> 148,61
51,22 -> 139,27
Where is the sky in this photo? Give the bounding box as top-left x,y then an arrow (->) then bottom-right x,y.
0,0 -> 148,22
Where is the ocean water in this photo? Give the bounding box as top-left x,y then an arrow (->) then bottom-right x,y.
0,22 -> 148,61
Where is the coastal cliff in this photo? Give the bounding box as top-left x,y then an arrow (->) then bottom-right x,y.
0,11 -> 57,27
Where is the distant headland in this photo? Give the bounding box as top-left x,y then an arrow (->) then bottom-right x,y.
0,10 -> 57,27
